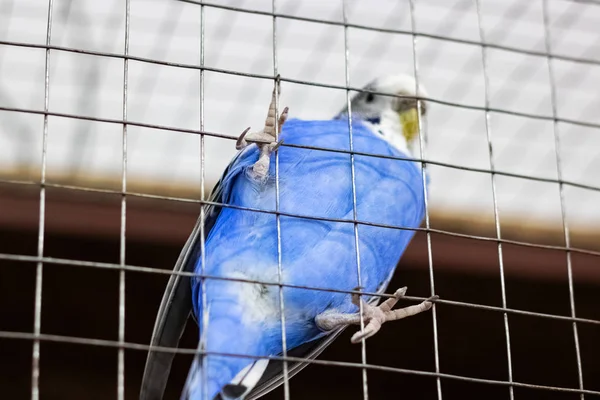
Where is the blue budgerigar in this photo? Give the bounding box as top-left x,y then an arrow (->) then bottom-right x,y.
140,74 -> 435,400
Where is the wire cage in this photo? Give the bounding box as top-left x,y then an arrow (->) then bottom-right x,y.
0,0 -> 599,399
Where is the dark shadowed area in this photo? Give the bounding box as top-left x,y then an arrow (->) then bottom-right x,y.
1,185 -> 599,400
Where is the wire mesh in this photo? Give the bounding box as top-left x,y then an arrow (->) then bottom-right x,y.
406,3 -> 444,400
118,1 -> 131,399
30,1 -> 53,399
340,3 -> 370,400
198,3 -> 209,400
1,0 -> 600,399
271,4 -> 292,400
541,1 -> 585,396
474,1 -> 515,398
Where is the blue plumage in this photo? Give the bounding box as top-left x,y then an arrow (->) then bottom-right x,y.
187,118 -> 425,399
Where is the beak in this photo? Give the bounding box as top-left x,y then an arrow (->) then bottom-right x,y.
399,107 -> 420,143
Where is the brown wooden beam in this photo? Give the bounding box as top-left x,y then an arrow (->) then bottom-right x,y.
1,182 -> 598,283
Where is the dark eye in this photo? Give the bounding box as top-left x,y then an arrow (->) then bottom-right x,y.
365,92 -> 375,103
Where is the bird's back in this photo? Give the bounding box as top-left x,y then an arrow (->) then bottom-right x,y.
193,118 -> 425,348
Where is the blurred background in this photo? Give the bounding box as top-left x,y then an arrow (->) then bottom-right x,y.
0,0 -> 599,399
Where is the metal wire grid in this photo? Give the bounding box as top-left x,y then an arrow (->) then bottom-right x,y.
542,1 -> 585,397
2,1 -> 598,197
198,4 -> 209,400
29,0 -> 52,398
2,1 -> 598,194
407,1 -> 442,398
271,4 -> 292,400
119,1 -> 131,400
0,0 -> 599,399
474,2 -> 514,398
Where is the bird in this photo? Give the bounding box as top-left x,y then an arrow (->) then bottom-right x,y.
139,73 -> 436,400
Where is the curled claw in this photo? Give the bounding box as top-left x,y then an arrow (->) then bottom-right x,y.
236,127 -> 252,150
270,139 -> 284,152
351,323 -> 381,343
425,295 -> 439,304
351,286 -> 364,307
278,107 -> 289,128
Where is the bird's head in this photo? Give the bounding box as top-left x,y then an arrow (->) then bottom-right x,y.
336,74 -> 428,156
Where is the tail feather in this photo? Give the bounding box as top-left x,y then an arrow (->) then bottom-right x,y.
182,295 -> 271,400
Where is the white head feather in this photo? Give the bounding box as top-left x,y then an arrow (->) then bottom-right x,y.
336,74 -> 429,157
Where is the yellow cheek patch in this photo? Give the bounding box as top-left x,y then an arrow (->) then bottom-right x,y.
399,108 -> 420,143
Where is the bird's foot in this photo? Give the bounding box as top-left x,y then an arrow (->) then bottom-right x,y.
349,287 -> 438,343
235,128 -> 285,151
235,75 -> 289,181
315,287 -> 438,344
